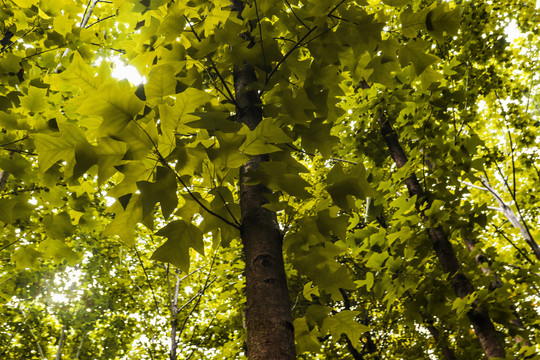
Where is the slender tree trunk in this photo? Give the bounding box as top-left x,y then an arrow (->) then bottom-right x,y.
170,275 -> 180,360
0,170 -> 9,191
463,234 -> 534,348
423,316 -> 458,360
234,62 -> 295,360
55,324 -> 67,360
378,116 -> 506,359
74,333 -> 86,359
478,177 -> 540,260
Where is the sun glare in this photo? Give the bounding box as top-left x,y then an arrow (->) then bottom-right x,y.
112,61 -> 146,85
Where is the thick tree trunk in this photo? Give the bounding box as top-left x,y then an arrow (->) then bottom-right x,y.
378,116 -> 506,359
234,63 -> 295,359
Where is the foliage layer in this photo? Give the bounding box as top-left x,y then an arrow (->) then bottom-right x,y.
0,0 -> 539,359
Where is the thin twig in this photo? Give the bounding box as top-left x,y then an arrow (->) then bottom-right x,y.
0,137 -> 27,147
265,26 -> 317,85
283,0 -> 311,29
285,143 -> 358,164
85,14 -> 115,29
495,91 -> 517,197
185,312 -> 218,360
133,245 -> 161,313
493,225 -> 535,265
254,0 -> 268,81
0,238 -> 21,252
183,15 -> 236,104
132,120 -> 240,229
208,59 -> 235,104
183,15 -> 201,42
177,244 -> 221,338
0,26 -> 37,55
328,0 -> 348,17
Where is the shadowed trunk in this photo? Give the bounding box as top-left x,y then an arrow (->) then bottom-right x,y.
232,20 -> 295,358
379,116 -> 506,359
235,63 -> 296,360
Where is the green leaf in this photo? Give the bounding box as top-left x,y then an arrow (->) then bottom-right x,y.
137,166 -> 178,219
366,55 -> 400,88
398,40 -> 440,76
102,194 -> 143,246
258,161 -> 312,199
151,220 -> 204,272
325,163 -> 373,209
294,317 -> 321,354
77,80 -> 145,136
357,272 -> 374,290
296,118 -> 339,158
400,6 -> 430,38
206,131 -> 249,169
366,251 -> 389,270
0,153 -> 31,180
11,245 -> 41,270
95,137 -> 127,184
21,86 -> 47,113
382,0 -> 409,7
38,239 -> 80,265
48,51 -> 103,92
426,4 -> 461,42
321,310 -> 370,347
159,88 -> 213,147
302,281 -> 319,301
239,117 -> 292,156
34,133 -> 75,172
145,64 -> 178,99
425,199 -> 446,217
43,212 -> 75,240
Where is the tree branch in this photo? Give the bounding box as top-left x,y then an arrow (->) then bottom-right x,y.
133,244 -> 161,313
85,14 -> 115,29
265,26 -> 317,85
480,177 -> 540,261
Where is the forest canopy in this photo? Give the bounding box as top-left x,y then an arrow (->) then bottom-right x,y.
0,0 -> 539,359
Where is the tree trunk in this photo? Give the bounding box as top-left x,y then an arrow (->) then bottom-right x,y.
234,58 -> 295,360
463,234 -> 534,348
170,274 -> 180,360
423,316 -> 458,360
55,324 -> 67,360
478,177 -> 540,261
379,116 -> 506,359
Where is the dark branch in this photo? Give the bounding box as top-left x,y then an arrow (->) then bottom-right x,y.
85,14 -> 115,29
265,26 -> 317,85
253,0 -> 268,81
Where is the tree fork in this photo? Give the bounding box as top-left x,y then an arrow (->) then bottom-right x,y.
378,116 -> 506,359
232,3 -> 295,357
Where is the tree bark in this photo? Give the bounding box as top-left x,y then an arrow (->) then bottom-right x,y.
478,177 -> 540,261
463,234 -> 534,348
233,45 -> 295,360
423,316 -> 458,360
55,324 -> 67,360
378,116 -> 506,359
0,170 -> 9,192
170,274 -> 180,360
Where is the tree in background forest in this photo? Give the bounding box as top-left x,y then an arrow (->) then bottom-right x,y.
0,0 -> 539,359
